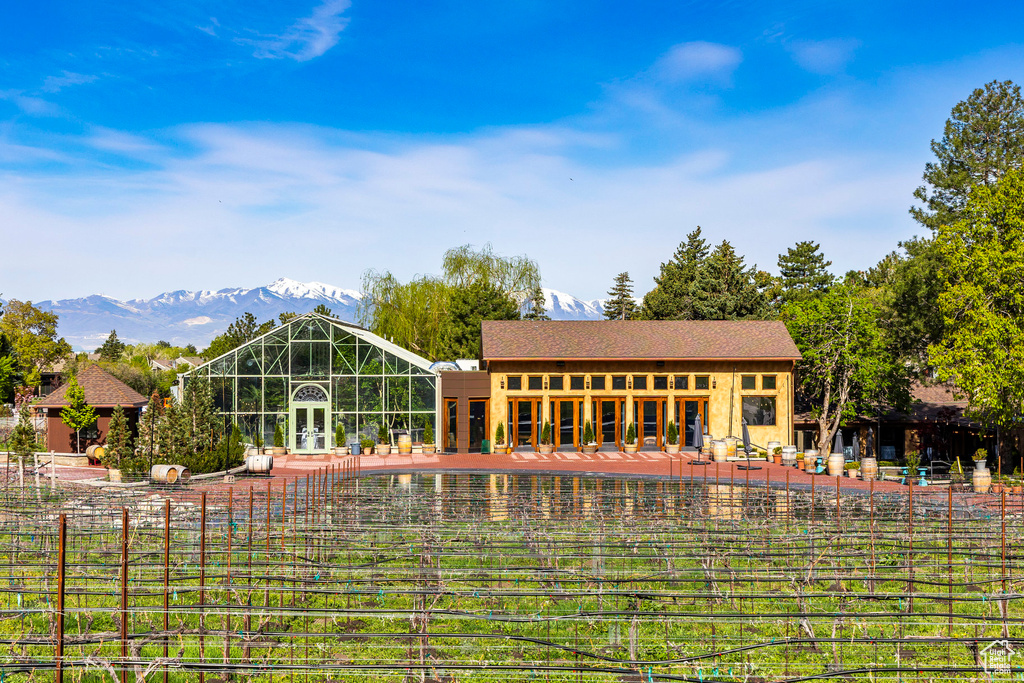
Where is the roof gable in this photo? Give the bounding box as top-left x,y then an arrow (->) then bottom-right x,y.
34,364 -> 149,409
481,320 -> 802,361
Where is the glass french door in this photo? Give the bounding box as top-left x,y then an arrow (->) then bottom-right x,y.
592,398 -> 626,449
637,399 -> 665,450
509,399 -> 541,448
551,398 -> 584,449
291,405 -> 327,453
679,399 -> 709,447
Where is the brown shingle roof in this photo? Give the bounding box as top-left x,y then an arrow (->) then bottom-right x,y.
34,364 -> 148,409
481,320 -> 802,361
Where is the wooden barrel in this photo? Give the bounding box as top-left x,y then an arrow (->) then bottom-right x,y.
712,440 -> 728,462
170,465 -> 191,484
827,453 -> 845,477
860,457 -> 878,481
973,466 -> 991,494
86,444 -> 106,461
397,433 -> 412,454
150,464 -> 179,485
803,449 -> 819,471
724,437 -> 739,458
245,454 -> 274,474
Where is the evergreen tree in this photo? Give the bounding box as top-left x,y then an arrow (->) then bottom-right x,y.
179,375 -> 218,456
640,227 -> 709,319
912,80 -> 1024,231
97,329 -> 126,362
604,272 -> 638,320
439,281 -> 521,360
157,399 -> 181,462
10,408 -> 37,462
522,287 -> 550,320
312,304 -> 334,317
688,241 -> 771,320
105,404 -> 133,469
60,375 -> 97,453
203,312 -> 275,359
777,241 -> 833,303
138,391 -> 162,465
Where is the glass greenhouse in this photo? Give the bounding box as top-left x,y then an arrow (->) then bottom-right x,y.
181,313 -> 439,454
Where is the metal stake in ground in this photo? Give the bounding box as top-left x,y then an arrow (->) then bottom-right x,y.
120,507 -> 129,683
56,513 -> 66,683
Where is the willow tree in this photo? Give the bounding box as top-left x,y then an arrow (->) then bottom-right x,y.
359,244 -> 541,361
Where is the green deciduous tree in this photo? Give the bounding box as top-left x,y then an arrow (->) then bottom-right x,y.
777,241 -> 833,304
204,313 -> 276,360
783,284 -> 911,452
0,300 -> 72,387
97,330 -> 127,362
912,80 -> 1024,231
60,375 -> 97,453
931,168 -> 1024,434
604,272 -> 638,320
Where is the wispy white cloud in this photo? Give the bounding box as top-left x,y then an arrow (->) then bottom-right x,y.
41,70 -> 99,93
0,90 -> 60,117
653,41 -> 743,84
246,0 -> 352,62
787,38 -> 861,75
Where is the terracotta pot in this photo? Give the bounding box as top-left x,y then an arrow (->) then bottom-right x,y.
773,453 -> 783,465
1013,486 -> 1023,495
847,469 -> 859,478
666,443 -> 680,454
992,482 -> 1004,494
582,444 -> 598,454
362,447 -> 372,456
421,444 -> 436,454
623,443 -> 637,453
539,444 -> 554,454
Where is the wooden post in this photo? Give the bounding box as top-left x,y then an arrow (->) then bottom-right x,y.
163,500 -> 171,683
225,488 -> 233,676
56,513 -> 67,683
120,507 -> 129,683
199,492 -> 207,683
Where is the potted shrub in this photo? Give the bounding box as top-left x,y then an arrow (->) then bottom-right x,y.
422,421 -> 436,454
376,424 -> 391,456
271,424 -> 287,456
582,420 -> 598,454
904,451 -> 922,486
665,421 -> 680,454
360,436 -> 374,456
844,461 -> 860,479
623,422 -> 637,454
334,424 -> 347,456
538,420 -> 553,454
772,446 -> 783,466
494,422 -> 507,454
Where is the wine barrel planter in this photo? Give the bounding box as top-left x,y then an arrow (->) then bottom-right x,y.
397,434 -> 412,454
86,444 -> 106,463
170,465 -> 191,484
245,454 -> 274,474
150,464 -> 179,485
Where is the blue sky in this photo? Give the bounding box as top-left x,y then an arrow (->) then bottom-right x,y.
3,1 -> 1024,302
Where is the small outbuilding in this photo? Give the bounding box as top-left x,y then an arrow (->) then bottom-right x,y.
34,364 -> 148,453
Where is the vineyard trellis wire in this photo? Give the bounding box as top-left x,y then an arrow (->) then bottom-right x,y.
0,461 -> 1022,682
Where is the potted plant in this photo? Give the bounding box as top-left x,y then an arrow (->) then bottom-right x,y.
422,420 -> 436,454
795,452 -> 804,469
334,423 -> 347,456
494,422 -> 507,454
903,451 -> 922,486
772,446 -> 783,466
665,421 -> 680,454
582,420 -> 598,454
844,461 -> 860,479
537,420 -> 553,454
360,436 -> 374,456
623,422 -> 637,454
1011,470 -> 1023,495
271,424 -> 287,456
376,424 -> 391,456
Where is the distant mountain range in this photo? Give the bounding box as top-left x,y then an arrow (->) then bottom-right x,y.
19,278 -> 609,350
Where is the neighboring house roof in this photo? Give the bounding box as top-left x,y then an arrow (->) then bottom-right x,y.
150,359 -> 175,370
175,356 -> 204,368
34,364 -> 148,409
481,320 -> 802,361
795,381 -> 980,427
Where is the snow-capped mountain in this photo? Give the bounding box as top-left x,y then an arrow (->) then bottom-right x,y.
20,280 -> 607,350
